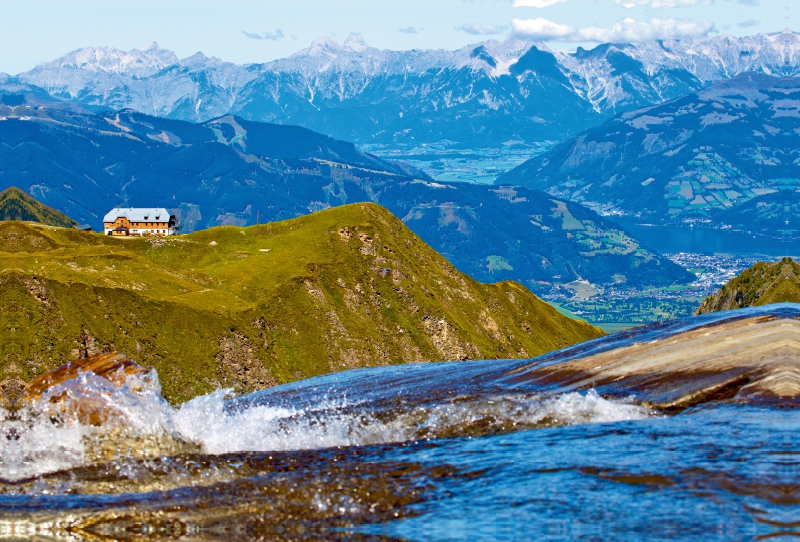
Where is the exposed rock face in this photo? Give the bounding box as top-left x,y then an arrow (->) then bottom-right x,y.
504,305 -> 800,409
697,258 -> 800,314
71,328 -> 114,359
0,377 -> 24,407
422,316 -> 480,361
215,332 -> 277,395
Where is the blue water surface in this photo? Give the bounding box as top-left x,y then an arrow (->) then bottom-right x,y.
369,405 -> 799,541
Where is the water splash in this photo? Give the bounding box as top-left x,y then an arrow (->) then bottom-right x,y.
173,388 -> 650,455
1,369 -> 192,481
0,363 -> 652,481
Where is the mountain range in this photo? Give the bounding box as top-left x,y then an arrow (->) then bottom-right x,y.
498,73 -> 800,238
5,30 -> 800,147
0,101 -> 692,289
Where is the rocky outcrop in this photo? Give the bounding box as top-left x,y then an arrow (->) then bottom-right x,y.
215,332 -> 277,395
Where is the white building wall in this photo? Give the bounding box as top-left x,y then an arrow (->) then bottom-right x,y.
102,225 -> 175,236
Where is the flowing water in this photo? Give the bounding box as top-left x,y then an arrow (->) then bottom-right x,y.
1,308 -> 799,541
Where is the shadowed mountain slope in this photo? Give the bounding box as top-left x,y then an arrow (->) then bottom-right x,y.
697,258 -> 800,314
0,186 -> 77,227
498,73 -> 800,237
0,203 -> 602,404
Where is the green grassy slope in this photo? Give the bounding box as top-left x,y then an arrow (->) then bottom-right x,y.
696,257 -> 800,314
0,187 -> 78,228
0,203 -> 603,404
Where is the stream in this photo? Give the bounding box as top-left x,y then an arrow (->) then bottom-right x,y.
0,306 -> 798,541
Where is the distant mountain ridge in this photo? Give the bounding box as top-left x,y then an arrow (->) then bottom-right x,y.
498,73 -> 800,238
4,30 -> 800,146
37,42 -> 179,78
0,102 -> 692,290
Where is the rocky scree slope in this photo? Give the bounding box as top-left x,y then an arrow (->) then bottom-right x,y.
0,104 -> 693,290
0,203 -> 602,404
696,257 -> 800,314
499,73 -> 800,237
6,31 -> 800,146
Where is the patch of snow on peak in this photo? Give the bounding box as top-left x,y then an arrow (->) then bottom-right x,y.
304,37 -> 342,57
343,34 -> 369,53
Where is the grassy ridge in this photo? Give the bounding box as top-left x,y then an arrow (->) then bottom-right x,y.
0,186 -> 78,228
0,203 -> 602,404
696,257 -> 800,314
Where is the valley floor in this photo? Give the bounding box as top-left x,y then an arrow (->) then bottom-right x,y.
364,144 -> 549,185
543,253 -> 769,330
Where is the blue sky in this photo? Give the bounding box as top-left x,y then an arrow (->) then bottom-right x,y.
0,0 -> 793,74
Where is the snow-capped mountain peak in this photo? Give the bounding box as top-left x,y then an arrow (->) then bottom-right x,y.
343,34 -> 369,53
304,37 -> 343,57
32,42 -> 178,78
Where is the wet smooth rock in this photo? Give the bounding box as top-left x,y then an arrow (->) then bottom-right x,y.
503,304 -> 800,410
18,352 -> 147,425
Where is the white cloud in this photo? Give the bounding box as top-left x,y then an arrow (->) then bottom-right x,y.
399,26 -> 418,34
242,29 -> 285,41
737,0 -> 759,5
511,0 -> 568,7
511,17 -> 714,42
737,19 -> 760,27
615,0 -> 713,7
511,18 -> 575,40
457,23 -> 508,35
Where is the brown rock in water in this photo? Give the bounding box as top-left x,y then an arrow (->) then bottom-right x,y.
18,352 -> 147,425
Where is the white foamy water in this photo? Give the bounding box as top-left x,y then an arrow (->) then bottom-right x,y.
0,408 -> 85,480
172,388 -> 651,455
0,368 -> 653,480
0,370 -> 179,480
